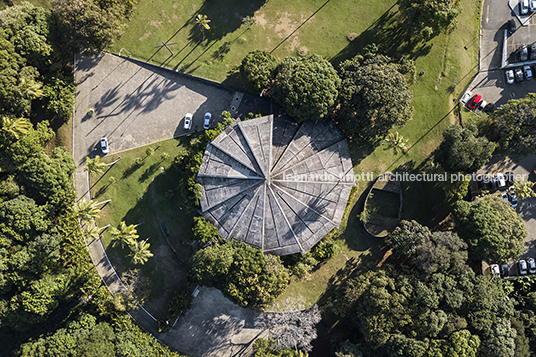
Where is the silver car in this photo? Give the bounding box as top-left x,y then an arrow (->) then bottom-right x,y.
100,137 -> 109,154
505,69 -> 514,85
203,112 -> 212,130
521,0 -> 529,14
519,259 -> 528,275
528,258 -> 536,274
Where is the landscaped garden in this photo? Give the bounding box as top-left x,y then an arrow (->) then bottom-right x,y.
96,0 -> 484,312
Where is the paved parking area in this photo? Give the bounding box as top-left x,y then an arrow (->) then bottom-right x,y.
477,154 -> 536,274
467,0 -> 536,107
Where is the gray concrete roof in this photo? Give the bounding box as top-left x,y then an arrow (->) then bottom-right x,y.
197,115 -> 356,255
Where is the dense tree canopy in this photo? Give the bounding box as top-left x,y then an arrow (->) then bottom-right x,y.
336,49 -> 413,142
191,240 -> 290,306
491,93 -> 536,157
434,124 -> 495,174
272,54 -> 340,122
192,216 -> 220,243
332,267 -> 515,357
53,0 -> 134,54
398,0 -> 461,40
390,220 -> 469,274
454,196 -> 526,263
240,50 -> 278,94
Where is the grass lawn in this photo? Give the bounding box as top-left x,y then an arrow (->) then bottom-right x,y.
101,0 -> 482,310
90,135 -> 201,318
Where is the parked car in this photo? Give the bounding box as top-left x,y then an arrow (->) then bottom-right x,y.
505,69 -> 515,84
501,263 -> 510,277
505,171 -> 515,186
520,45 -> 529,61
483,103 -> 497,114
460,91 -> 472,104
531,0 -> 536,12
501,192 -> 509,203
521,0 -> 529,15
496,173 -> 506,188
476,100 -> 487,112
491,264 -> 501,276
203,112 -> 212,130
515,67 -> 524,82
100,137 -> 109,154
528,258 -> 536,274
524,65 -> 533,80
467,94 -> 482,110
530,43 -> 536,60
508,19 -> 517,34
509,189 -> 518,208
519,259 -> 528,275
183,113 -> 192,130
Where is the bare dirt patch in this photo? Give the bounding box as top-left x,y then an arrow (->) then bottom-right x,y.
149,19 -> 163,28
255,12 -> 268,27
139,31 -> 152,41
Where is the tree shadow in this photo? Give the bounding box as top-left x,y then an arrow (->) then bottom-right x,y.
187,0 -> 268,44
330,4 -> 432,67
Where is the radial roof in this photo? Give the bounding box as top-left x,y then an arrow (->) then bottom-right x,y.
197,115 -> 356,255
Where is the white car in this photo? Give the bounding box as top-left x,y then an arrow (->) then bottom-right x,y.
203,112 -> 212,130
460,91 -> 472,105
496,173 -> 506,188
490,264 -> 501,276
531,0 -> 536,12
521,0 -> 529,14
528,258 -> 536,274
519,259 -> 528,275
100,137 -> 109,154
183,113 -> 192,130
505,69 -> 514,85
476,100 -> 487,112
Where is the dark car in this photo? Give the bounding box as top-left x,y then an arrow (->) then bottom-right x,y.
467,94 -> 482,110
531,43 -> 536,60
508,19 -> 517,34
505,171 -> 515,186
483,103 -> 497,114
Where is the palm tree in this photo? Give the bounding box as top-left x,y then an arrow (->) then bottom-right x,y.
381,132 -> 408,155
18,78 -> 43,100
84,156 -> 107,175
129,239 -> 154,265
195,14 -> 211,41
1,116 -> 32,140
75,199 -> 102,223
110,221 -> 139,248
84,224 -> 109,241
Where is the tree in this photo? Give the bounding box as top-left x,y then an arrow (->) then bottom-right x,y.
109,221 -> 139,248
337,50 -> 413,142
190,240 -> 289,307
192,216 -> 220,243
240,50 -> 278,93
272,54 -> 340,122
381,132 -> 408,155
454,195 -> 526,262
434,124 -> 495,174
391,220 -> 469,273
513,180 -> 536,199
42,77 -> 75,123
84,224 -> 105,241
1,116 -> 32,140
18,78 -> 43,100
129,239 -> 153,265
195,14 -> 211,41
398,0 -> 461,40
491,93 -> 536,157
74,199 -> 102,223
84,155 -> 106,175
53,0 -> 134,54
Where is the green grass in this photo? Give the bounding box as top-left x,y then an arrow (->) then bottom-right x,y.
104,0 -> 482,310
90,135 -> 201,318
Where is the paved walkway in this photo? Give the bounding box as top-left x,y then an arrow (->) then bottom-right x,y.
72,52 -> 296,356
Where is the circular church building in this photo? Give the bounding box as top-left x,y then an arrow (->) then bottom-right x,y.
196,115 -> 355,255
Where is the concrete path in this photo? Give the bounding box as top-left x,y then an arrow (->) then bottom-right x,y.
71,52 -> 298,356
